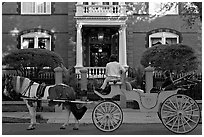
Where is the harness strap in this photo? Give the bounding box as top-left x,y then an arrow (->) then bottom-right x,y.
36,83 -> 46,98
22,81 -> 34,97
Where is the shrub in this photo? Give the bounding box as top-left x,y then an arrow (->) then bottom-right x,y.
3,48 -> 64,76
140,44 -> 199,73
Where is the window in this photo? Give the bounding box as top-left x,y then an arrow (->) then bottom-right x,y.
21,32 -> 51,50
21,2 -> 51,14
149,32 -> 179,47
149,2 -> 178,15
112,2 -> 119,5
91,2 -> 101,5
82,2 -> 119,5
102,2 -> 110,5
83,2 -> 89,5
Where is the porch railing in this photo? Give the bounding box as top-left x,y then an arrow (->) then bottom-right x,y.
75,4 -> 126,16
85,67 -> 106,79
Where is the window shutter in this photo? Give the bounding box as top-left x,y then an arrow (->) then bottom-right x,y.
17,2 -> 21,14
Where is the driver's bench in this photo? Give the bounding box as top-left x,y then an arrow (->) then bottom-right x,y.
94,79 -> 124,99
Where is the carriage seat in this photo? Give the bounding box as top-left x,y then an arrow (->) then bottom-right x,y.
94,79 -> 123,99
108,79 -> 122,85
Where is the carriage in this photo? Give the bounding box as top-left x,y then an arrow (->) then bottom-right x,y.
3,73 -> 201,134
91,73 -> 201,134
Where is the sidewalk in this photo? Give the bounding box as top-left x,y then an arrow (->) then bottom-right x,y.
2,109 -> 161,124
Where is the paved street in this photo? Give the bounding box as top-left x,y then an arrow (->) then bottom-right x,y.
2,123 -> 202,135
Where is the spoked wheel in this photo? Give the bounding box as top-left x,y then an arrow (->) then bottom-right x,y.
92,101 -> 123,132
160,94 -> 201,134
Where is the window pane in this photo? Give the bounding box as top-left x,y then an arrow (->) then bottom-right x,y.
91,2 -> 100,5
103,2 -> 109,5
151,37 -> 162,46
46,2 -> 51,13
112,2 -> 119,5
36,2 -> 50,13
166,38 -> 177,44
22,2 -> 35,14
83,2 -> 89,5
22,38 -> 34,49
21,2 -> 51,14
38,38 -> 50,49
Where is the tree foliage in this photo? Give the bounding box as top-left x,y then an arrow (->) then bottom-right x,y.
126,2 -> 202,27
140,44 -> 199,73
180,2 -> 202,27
3,49 -> 64,75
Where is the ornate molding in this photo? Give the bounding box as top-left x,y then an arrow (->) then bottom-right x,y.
120,24 -> 127,29
74,16 -> 127,21
76,23 -> 82,30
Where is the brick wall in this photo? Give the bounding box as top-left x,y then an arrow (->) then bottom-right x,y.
2,2 -> 201,70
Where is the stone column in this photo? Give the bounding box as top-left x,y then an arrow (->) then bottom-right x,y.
119,24 -> 128,68
54,67 -> 63,84
54,67 -> 63,112
75,23 -> 83,73
80,68 -> 88,91
80,68 -> 88,101
145,66 -> 154,93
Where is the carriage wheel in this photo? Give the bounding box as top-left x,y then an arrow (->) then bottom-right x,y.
160,94 -> 200,134
92,101 -> 123,132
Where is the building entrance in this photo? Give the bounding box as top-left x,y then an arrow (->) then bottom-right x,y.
90,43 -> 111,67
83,27 -> 119,67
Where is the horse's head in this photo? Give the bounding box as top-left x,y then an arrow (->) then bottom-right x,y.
3,75 -> 19,100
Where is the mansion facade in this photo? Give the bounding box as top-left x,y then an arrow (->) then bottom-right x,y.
2,2 -> 201,77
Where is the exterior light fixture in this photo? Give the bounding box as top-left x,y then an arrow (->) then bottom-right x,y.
98,47 -> 102,52
51,28 -> 55,33
98,32 -> 104,40
10,27 -> 19,36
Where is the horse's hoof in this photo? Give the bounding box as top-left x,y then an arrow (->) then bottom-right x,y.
60,126 -> 66,130
27,126 -> 35,130
73,127 -> 79,130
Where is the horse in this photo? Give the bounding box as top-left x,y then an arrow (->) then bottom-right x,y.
3,75 -> 81,130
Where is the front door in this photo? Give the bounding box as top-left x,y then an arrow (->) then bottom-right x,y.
90,43 -> 111,67
83,27 -> 119,67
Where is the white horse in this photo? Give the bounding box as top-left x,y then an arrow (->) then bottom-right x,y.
3,75 -> 80,130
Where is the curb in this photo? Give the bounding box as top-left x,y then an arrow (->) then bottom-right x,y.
2,109 -> 162,124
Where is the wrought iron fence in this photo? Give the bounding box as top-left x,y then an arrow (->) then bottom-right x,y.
2,68 -> 55,101
2,68 -> 55,85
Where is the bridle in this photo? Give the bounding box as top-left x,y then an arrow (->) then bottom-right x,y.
4,75 -> 16,99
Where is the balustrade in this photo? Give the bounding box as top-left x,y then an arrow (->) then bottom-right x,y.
86,67 -> 106,78
76,67 -> 106,79
76,4 -> 126,16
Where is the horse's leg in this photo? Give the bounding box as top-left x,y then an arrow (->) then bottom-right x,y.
73,117 -> 79,130
60,104 -> 71,129
25,100 -> 37,130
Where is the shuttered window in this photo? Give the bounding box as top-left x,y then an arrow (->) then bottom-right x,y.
21,32 -> 51,50
149,32 -> 179,47
21,2 -> 51,14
